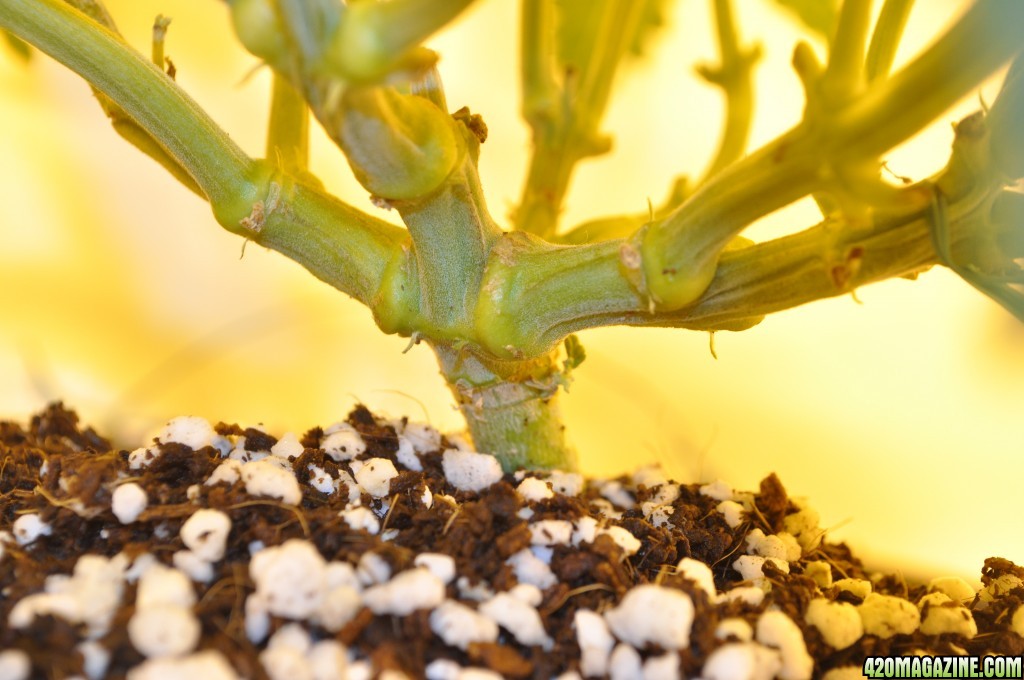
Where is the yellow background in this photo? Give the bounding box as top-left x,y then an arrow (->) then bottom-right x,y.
1,0 -> 1021,581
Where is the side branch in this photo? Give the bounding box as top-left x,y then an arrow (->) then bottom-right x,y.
1,0 -> 408,308
474,109 -> 1018,357
638,0 -> 1024,312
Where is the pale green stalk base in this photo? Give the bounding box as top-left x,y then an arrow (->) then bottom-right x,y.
433,344 -> 576,472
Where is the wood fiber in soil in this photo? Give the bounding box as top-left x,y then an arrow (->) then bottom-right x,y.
1,403 -> 1022,679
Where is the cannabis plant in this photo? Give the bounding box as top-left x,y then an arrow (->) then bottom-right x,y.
2,0 -> 1022,472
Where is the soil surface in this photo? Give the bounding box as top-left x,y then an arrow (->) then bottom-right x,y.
1,403 -> 1022,679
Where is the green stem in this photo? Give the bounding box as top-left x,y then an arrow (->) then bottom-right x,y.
829,0 -> 1024,162
820,0 -> 873,102
267,72 -> 309,172
331,0 -> 478,81
1,0 -> 407,308
640,0 -> 1024,312
432,343 -> 576,472
3,0 -> 251,207
514,1 -> 646,239
151,14 -> 170,70
865,0 -> 915,82
697,0 -> 760,182
473,103 -> 1013,355
520,0 -> 559,129
396,160 -> 503,335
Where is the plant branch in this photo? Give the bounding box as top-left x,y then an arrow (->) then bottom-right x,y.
474,101 -> 1017,357
266,72 -> 309,173
514,1 -> 647,239
695,0 -> 761,183
1,0 -> 408,308
820,0 -> 873,103
636,0 -> 1024,312
865,0 -> 915,82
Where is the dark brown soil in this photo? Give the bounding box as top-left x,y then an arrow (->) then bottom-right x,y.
1,403 -> 1022,679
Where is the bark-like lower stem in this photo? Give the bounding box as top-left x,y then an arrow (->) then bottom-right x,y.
432,343 -> 576,472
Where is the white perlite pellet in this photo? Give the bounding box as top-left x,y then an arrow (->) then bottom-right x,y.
598,481 -> 635,509
357,551 -> 392,585
675,557 -> 717,600
804,599 -> 863,649
313,585 -> 362,633
111,483 -> 148,524
977,573 -> 1023,609
642,651 -> 680,680
172,550 -> 215,584
363,568 -> 446,615
414,553 -> 457,584
395,435 -> 422,471
325,560 -> 361,591
479,592 -> 553,649
721,586 -> 765,607
927,576 -> 976,604
157,416 -> 216,451
271,432 -> 305,459
782,506 -> 822,552
401,421 -> 442,454
516,477 -> 554,502
354,458 -> 398,498
8,553 -> 125,638
608,643 -> 642,680
803,561 -> 833,589
126,650 -> 239,680
77,640 -> 111,680
745,529 -> 801,562
1011,605 -> 1024,637
918,592 -> 977,638
547,471 -> 583,496
430,600 -> 500,650
180,509 -> 231,562
425,658 -> 461,680
733,555 -> 790,583
259,647 -> 310,680
833,578 -> 871,600
128,604 -> 201,658
321,425 -> 366,461
574,609 -> 614,678
642,503 -> 674,528
506,548 -> 558,590
716,500 -> 745,528
857,593 -> 920,638
530,520 -> 573,546
268,622 -> 312,653
604,585 -> 694,650
699,479 -> 732,501
755,610 -> 813,680
307,464 -> 334,495
250,539 -> 328,619
308,640 -> 349,680
0,650 -> 31,680
13,512 -> 52,545
206,460 -> 243,487
136,564 -> 196,609
572,516 -> 599,545
702,642 -> 781,680
340,505 -> 380,534
441,449 -> 503,492
509,583 -> 543,607
715,617 -> 754,642
599,526 -> 641,556
128,447 -> 159,470
245,593 -> 271,644
241,459 -> 302,505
